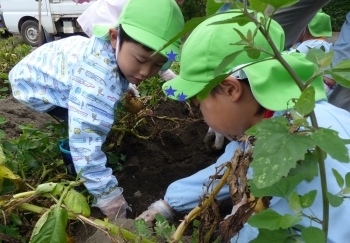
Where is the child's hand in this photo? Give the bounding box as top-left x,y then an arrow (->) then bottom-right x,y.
204,127 -> 225,150
136,200 -> 173,223
158,69 -> 177,81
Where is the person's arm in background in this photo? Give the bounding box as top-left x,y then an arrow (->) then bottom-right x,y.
327,11 -> 350,112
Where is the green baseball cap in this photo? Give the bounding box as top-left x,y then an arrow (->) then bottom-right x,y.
93,0 -> 184,63
163,11 -> 326,111
308,10 -> 332,38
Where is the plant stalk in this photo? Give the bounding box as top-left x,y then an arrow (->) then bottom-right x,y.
171,163 -> 232,242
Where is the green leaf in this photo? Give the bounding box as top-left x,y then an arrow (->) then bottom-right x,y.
30,206 -> 68,243
52,183 -> 65,196
196,73 -> 231,100
301,226 -> 326,243
248,209 -> 282,230
326,192 -> 344,207
0,87 -> 8,92
288,151 -> 319,182
288,191 -> 301,213
332,59 -> 350,70
210,14 -> 251,26
311,128 -> 349,162
0,146 -> 5,164
258,0 -> 299,9
246,116 -> 290,136
327,70 -> 350,88
35,183 -> 58,195
305,48 -> 326,65
206,0 -> 224,16
299,190 -> 317,208
134,218 -> 153,239
249,0 -> 269,12
319,50 -> 334,68
294,86 -> 315,116
250,228 -> 290,243
249,174 -> 304,198
332,168 -> 344,188
341,187 -> 350,194
63,189 -> 90,217
0,116 -> 7,125
345,172 -> 350,188
280,214 -> 302,229
250,123 -> 315,188
214,50 -> 244,76
244,46 -> 261,59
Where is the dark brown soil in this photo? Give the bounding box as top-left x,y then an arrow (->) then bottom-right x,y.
0,95 -> 225,242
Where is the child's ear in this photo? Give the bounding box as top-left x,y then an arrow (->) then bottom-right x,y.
219,76 -> 244,102
109,28 -> 118,49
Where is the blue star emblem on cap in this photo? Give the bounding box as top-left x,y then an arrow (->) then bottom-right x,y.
165,86 -> 177,96
166,50 -> 177,61
177,92 -> 187,102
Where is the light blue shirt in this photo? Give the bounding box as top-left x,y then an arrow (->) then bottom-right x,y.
165,101 -> 350,242
9,36 -> 129,200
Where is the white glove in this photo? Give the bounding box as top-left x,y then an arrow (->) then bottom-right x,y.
158,69 -> 177,81
93,187 -> 130,219
127,83 -> 140,97
204,127 -> 225,150
136,200 -> 174,223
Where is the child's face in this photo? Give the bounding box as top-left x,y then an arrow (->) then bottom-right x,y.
191,77 -> 265,140
109,29 -> 168,84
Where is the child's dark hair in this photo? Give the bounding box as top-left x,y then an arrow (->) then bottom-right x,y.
211,78 -> 266,115
118,25 -> 153,52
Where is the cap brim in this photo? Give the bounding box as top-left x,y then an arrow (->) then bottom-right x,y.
162,76 -> 207,101
123,23 -> 180,60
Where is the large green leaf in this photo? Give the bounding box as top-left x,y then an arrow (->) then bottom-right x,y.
294,86 -> 315,116
249,0 -> 269,12
63,189 -> 90,217
249,119 -> 315,188
311,128 -> 349,162
250,228 -> 290,243
246,116 -> 290,136
249,174 -> 304,198
249,209 -> 301,231
301,226 -> 326,243
345,172 -> 350,188
280,214 -> 302,229
248,209 -> 283,230
30,207 -> 68,243
206,0 -> 224,16
288,151 -> 318,182
332,60 -> 350,70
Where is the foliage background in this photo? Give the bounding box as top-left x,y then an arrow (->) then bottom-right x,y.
323,0 -> 350,31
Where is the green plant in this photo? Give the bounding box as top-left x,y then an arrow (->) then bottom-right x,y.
323,0 -> 350,31
0,37 -> 31,98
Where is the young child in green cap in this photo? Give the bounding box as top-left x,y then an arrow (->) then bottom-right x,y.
137,11 -> 350,242
9,0 -> 184,219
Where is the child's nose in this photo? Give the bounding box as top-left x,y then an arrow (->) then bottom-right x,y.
139,64 -> 153,78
